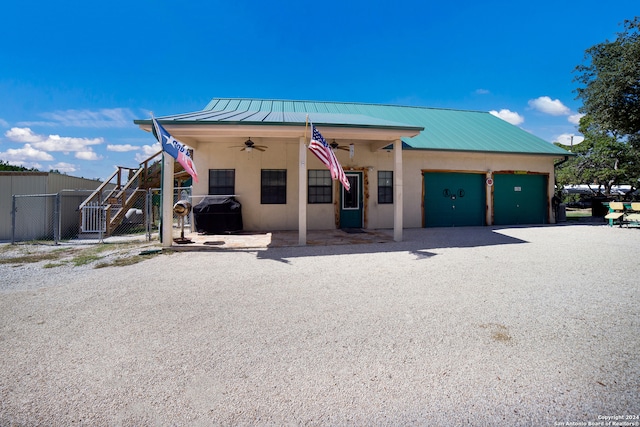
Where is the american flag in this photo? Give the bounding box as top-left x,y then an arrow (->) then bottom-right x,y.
308,124 -> 350,191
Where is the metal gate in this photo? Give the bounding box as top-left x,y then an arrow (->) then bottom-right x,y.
81,202 -> 106,233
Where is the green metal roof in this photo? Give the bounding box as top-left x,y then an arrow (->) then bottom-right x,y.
140,98 -> 570,156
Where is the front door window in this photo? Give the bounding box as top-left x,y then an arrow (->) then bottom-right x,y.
342,175 -> 359,210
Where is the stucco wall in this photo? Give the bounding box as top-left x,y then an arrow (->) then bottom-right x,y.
190,139 -> 558,231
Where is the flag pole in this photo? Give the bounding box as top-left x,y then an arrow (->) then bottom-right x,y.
154,113 -> 175,247
304,114 -> 309,145
299,115 -> 309,245
152,112 -> 165,243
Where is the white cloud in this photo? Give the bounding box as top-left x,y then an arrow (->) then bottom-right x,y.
50,162 -> 77,173
142,143 -> 161,155
528,96 -> 571,116
0,118 -> 9,128
568,113 -> 585,125
6,127 -> 103,152
39,108 -> 137,128
490,109 -> 525,126
135,143 -> 161,163
5,127 -> 42,143
15,121 -> 59,127
75,151 -> 102,161
0,143 -> 55,162
475,89 -> 490,95
555,133 -> 585,146
107,144 -> 139,152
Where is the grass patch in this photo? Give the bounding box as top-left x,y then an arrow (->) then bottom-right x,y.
566,209 -> 592,218
43,261 -> 68,268
71,253 -> 104,266
1,241 -> 162,269
95,254 -> 151,269
0,248 -> 75,265
68,243 -> 133,266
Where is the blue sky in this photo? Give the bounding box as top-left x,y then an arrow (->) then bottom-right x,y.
0,1 -> 636,180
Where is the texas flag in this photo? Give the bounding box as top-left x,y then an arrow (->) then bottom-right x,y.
152,118 -> 199,183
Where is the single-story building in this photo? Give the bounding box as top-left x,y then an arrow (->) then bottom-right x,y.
134,98 -> 570,245
0,172 -> 105,241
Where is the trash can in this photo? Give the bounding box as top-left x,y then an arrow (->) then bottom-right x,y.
193,196 -> 243,234
591,195 -> 609,217
557,203 -> 566,222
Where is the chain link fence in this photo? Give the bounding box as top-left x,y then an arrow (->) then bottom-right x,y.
148,187 -> 193,241
10,190 -> 94,244
11,187 -> 193,245
11,193 -> 58,244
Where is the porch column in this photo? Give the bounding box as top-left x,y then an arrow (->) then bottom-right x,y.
486,170 -> 493,225
393,139 -> 403,242
162,153 -> 174,248
298,136 -> 307,245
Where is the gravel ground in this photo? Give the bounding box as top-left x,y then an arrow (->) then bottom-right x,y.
1,224 -> 639,426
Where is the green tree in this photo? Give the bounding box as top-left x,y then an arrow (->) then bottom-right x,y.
566,17 -> 640,198
574,17 -> 640,137
0,160 -> 39,172
555,116 -> 640,197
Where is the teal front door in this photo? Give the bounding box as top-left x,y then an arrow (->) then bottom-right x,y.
340,172 -> 363,228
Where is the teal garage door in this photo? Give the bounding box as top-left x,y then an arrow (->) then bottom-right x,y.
493,174 -> 548,225
423,172 -> 486,227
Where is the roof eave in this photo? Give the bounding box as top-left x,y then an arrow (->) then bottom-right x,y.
402,146 -> 575,157
134,120 -> 423,142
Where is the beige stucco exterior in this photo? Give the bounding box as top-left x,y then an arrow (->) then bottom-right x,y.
185,136 -> 560,232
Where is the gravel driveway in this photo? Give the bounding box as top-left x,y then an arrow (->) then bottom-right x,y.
1,225 -> 639,426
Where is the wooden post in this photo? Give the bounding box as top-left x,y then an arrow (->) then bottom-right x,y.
162,153 -> 174,247
298,136 -> 307,245
486,171 -> 493,226
393,139 -> 403,242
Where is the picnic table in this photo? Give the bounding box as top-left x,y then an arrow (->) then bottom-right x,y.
603,202 -> 640,227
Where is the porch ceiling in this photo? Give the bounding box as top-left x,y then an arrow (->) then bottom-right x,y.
136,122 -> 423,148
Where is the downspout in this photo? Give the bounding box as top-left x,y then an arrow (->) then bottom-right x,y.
552,155 -> 570,223
554,155 -> 570,169
553,155 -> 570,187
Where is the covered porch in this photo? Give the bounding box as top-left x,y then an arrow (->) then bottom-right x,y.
136,113 -> 422,248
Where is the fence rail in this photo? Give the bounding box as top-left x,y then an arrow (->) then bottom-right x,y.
10,187 -> 192,245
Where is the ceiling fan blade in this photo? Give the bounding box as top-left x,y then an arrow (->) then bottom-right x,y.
254,147 -> 266,152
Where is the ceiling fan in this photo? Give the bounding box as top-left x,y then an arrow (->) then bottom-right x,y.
329,140 -> 350,151
231,138 -> 267,152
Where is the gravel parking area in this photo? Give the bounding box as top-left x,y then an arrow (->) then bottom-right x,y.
1,224 -> 639,426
